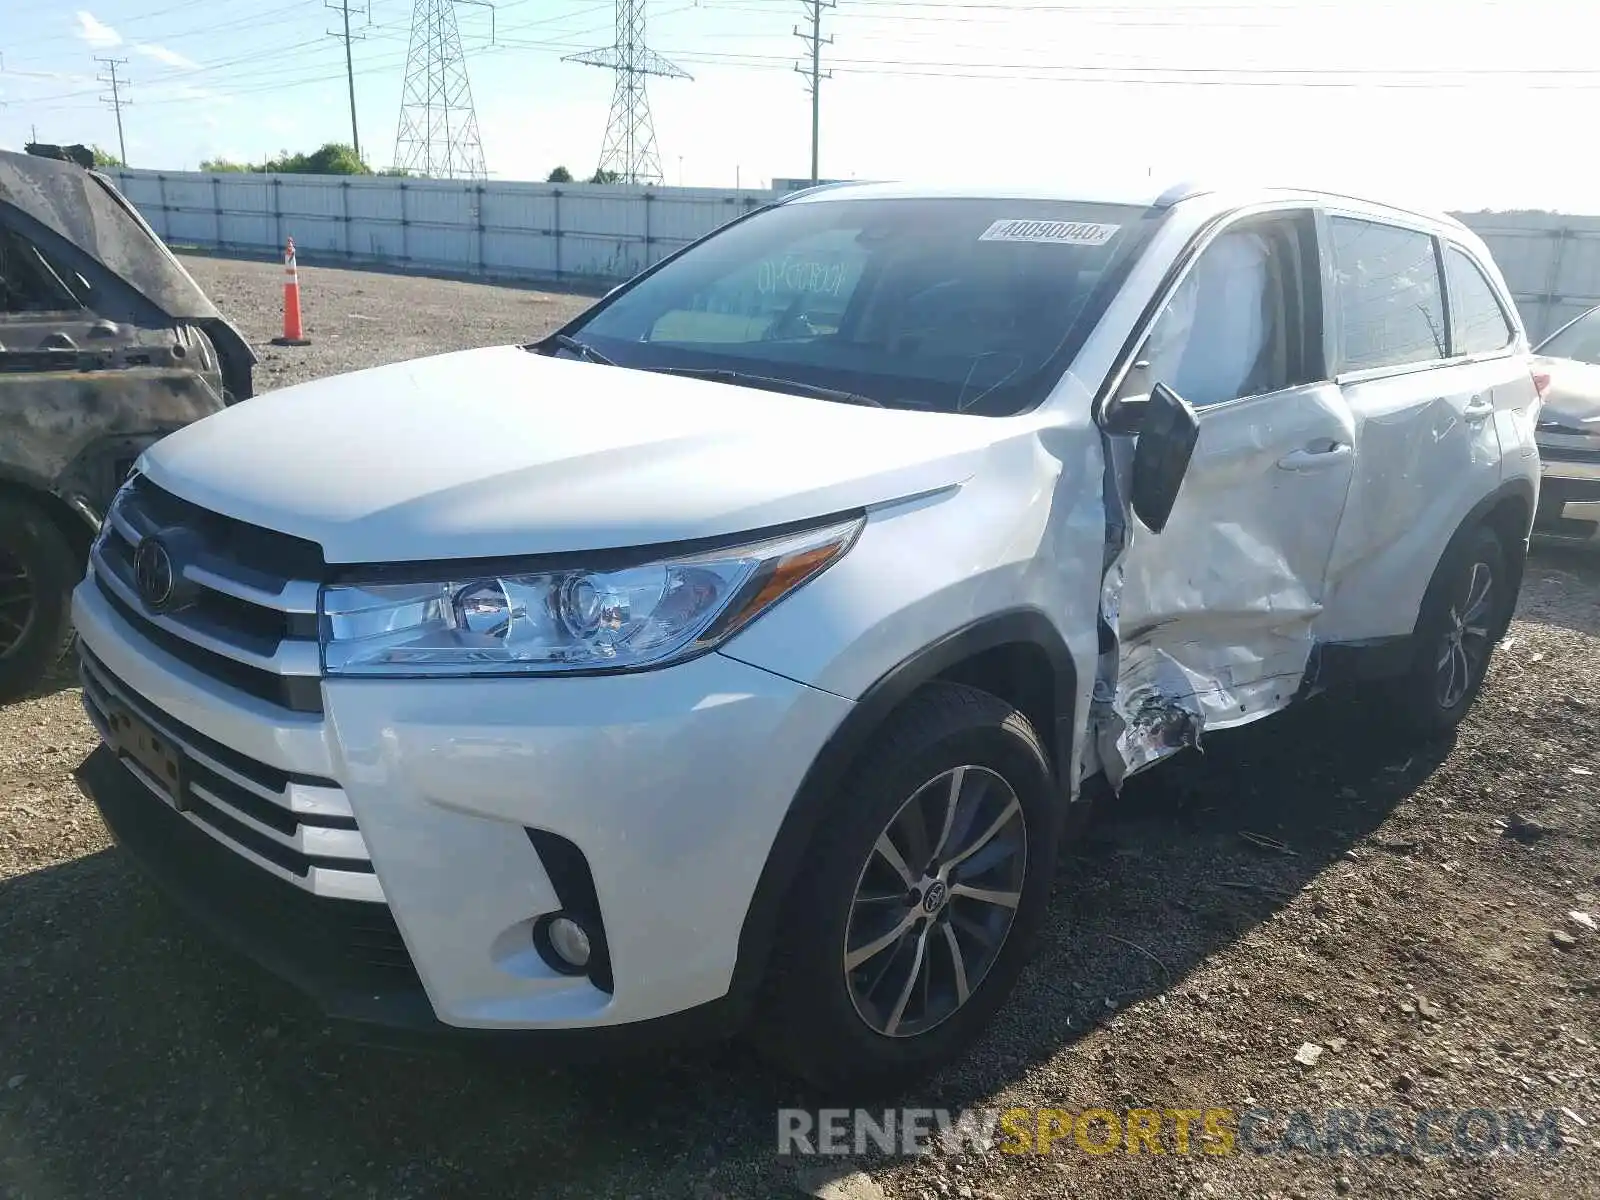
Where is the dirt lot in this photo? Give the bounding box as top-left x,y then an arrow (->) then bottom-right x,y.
2,255 -> 1598,1200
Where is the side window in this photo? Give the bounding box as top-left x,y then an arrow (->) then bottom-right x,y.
1444,246 -> 1514,355
1329,217 -> 1446,372
0,225 -> 82,316
1140,212 -> 1317,408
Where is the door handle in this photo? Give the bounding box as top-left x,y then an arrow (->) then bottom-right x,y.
1464,395 -> 1494,421
1277,442 -> 1352,471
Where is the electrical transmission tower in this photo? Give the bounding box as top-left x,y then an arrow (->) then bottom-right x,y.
393,0 -> 490,179
327,0 -> 368,161
96,56 -> 130,167
794,1 -> 833,184
564,0 -> 690,186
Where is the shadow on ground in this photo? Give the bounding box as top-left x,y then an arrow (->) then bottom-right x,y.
0,692 -> 1437,1199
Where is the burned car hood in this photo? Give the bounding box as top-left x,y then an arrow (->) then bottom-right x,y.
138,346 -> 993,564
0,150 -> 224,323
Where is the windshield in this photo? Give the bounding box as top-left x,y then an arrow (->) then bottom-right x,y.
561,195 -> 1157,416
1537,306 -> 1600,365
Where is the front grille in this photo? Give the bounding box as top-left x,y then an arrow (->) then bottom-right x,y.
123,473 -> 325,582
79,647 -> 381,901
84,748 -> 418,991
94,475 -> 325,714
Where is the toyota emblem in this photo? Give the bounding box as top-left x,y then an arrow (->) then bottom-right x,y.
133,536 -> 177,611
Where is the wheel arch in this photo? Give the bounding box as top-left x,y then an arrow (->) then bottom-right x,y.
1430,477 -> 1533,636
0,473 -> 94,565
727,609 -> 1078,1013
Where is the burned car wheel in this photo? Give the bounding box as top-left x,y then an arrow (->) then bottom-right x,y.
0,499 -> 78,702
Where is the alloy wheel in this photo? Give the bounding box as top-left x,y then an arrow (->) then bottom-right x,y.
0,549 -> 35,659
1436,559 -> 1494,710
843,764 -> 1029,1038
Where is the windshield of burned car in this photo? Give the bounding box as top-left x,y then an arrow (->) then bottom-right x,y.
566,196 -> 1156,415
1538,307 -> 1600,366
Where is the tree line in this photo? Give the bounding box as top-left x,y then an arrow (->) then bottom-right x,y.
189,144 -> 622,185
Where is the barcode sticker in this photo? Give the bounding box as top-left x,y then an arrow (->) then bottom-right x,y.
978,219 -> 1121,246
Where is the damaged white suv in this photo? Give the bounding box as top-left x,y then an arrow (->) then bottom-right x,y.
73,181 -> 1541,1090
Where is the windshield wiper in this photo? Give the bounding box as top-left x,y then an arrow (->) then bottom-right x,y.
645,366 -> 885,408
540,333 -> 616,366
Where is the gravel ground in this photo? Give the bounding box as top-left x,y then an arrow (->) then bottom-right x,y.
2,255 -> 1599,1199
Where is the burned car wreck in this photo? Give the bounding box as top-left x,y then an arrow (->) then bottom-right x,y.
0,147 -> 254,699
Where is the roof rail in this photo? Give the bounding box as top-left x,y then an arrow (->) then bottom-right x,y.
777,179 -> 866,202
1152,179 -> 1214,207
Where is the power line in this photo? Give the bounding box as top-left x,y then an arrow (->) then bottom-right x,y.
393,0 -> 490,178
793,0 -> 832,184
327,0 -> 368,159
95,56 -> 130,166
564,0 -> 691,185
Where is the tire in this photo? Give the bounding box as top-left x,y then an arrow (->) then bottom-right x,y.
0,498 -> 80,703
1384,522 -> 1510,739
751,682 -> 1062,1094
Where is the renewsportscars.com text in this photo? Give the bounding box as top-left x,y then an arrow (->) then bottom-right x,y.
776,1106 -> 1569,1158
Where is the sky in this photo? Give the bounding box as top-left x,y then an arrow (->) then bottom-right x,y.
0,0 -> 1591,213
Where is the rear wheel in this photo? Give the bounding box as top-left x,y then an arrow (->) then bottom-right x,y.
752,683 -> 1061,1093
0,499 -> 79,703
1385,523 -> 1509,738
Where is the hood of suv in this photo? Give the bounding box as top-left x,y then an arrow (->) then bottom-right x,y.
139,346 -> 998,563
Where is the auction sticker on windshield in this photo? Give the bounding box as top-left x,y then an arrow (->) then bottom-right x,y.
978,219 -> 1121,246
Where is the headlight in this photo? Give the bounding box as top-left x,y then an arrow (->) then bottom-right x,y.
320,516 -> 863,677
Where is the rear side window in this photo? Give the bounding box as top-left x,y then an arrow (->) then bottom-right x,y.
1444,247 -> 1514,355
1329,217 -> 1446,372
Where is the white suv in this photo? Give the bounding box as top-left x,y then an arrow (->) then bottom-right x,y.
73,181 -> 1541,1090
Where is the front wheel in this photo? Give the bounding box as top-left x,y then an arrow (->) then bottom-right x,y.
0,498 -> 79,703
1385,523 -> 1510,739
752,683 -> 1062,1093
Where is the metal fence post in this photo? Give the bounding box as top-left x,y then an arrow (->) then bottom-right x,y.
553,188 -> 562,280
155,173 -> 169,241
1542,226 -> 1568,341
341,179 -> 352,260
643,189 -> 653,271
475,183 -> 486,276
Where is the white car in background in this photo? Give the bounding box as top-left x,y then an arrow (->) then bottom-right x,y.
73,179 -> 1540,1091
1530,303 -> 1600,542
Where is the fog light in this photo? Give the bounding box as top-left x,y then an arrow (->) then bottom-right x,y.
546,915 -> 592,970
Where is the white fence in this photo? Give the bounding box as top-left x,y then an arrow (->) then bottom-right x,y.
104,168 -> 1600,341
105,168 -> 776,287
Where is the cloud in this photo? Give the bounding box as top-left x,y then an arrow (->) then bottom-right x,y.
135,42 -> 200,70
75,10 -> 121,48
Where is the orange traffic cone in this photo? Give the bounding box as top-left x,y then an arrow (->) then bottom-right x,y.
270,236 -> 311,346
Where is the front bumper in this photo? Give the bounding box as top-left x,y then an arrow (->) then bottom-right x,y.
1535,448 -> 1600,542
72,578 -> 853,1036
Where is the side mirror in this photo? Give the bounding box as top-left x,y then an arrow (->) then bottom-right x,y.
1100,358 -> 1154,434
1129,382 -> 1201,534
1101,392 -> 1149,435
